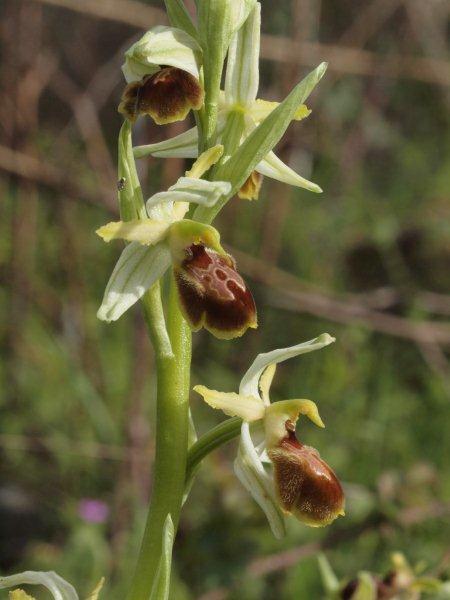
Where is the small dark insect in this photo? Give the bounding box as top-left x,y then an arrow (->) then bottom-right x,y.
117,177 -> 126,191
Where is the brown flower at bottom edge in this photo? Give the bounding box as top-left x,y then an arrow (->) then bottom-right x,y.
238,171 -> 263,200
268,428 -> 345,527
118,66 -> 204,124
174,243 -> 257,339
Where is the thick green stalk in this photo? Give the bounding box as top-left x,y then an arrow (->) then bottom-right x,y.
186,417 -> 242,479
127,278 -> 192,600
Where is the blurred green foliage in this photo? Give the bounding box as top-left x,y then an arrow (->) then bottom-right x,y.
0,0 -> 449,598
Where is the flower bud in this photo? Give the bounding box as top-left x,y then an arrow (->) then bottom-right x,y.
174,243 -> 257,339
341,576 -> 394,600
268,426 -> 344,527
238,171 -> 263,200
119,67 -> 204,125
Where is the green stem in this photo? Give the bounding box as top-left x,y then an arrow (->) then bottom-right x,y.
127,277 -> 192,600
186,417 -> 242,480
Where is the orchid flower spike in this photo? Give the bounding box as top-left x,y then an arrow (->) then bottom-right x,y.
119,26 -> 204,124
134,4 -> 326,198
194,333 -> 345,538
96,146 -> 256,339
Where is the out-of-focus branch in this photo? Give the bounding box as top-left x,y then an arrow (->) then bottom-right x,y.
28,0 -> 450,86
49,71 -> 116,187
30,0 -> 166,28
0,433 -> 126,460
260,35 -> 450,86
2,145 -> 449,347
339,0 -> 403,47
0,144 -> 117,212
230,246 -> 450,346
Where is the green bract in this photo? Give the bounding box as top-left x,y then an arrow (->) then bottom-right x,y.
163,0 -> 197,40
149,515 -> 174,600
117,121 -> 146,221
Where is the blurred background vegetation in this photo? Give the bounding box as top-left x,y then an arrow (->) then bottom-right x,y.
1,0 -> 449,598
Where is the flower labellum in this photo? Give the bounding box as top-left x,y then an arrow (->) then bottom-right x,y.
119,67 -> 204,124
238,170 -> 263,200
174,243 -> 257,339
268,422 -> 345,527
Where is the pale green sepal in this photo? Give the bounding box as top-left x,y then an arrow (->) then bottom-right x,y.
230,0 -> 257,33
225,3 -> 260,106
0,571 -> 78,600
134,126 -> 199,159
146,178 -> 231,217
256,151 -> 322,193
206,62 -> 328,218
317,554 -> 340,597
164,0 -> 198,40
118,121 -> 146,221
239,333 -> 335,399
352,572 -> 377,600
122,26 -> 202,83
171,177 -> 231,205
97,243 -> 171,322
149,515 -> 175,600
234,422 -> 286,539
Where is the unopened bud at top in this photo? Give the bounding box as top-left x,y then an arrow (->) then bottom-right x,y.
119,26 -> 204,124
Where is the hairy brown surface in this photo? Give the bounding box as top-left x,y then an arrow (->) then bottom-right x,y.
269,434 -> 344,527
174,244 -> 257,339
118,67 -> 204,124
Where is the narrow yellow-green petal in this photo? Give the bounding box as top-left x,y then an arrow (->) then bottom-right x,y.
259,363 -> 276,406
185,145 -> 224,178
96,220 -> 170,245
194,385 -> 265,421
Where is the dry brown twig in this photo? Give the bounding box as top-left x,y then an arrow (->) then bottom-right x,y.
230,247 -> 450,346
28,0 -> 450,86
0,144 -> 117,212
2,142 -> 449,350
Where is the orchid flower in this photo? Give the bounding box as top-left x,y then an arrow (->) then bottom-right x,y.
119,26 -> 204,124
194,333 -> 344,538
134,3 -> 326,198
96,145 -> 256,339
